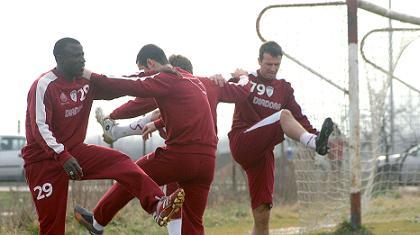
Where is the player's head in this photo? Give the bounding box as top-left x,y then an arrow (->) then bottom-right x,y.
258,41 -> 283,80
136,44 -> 169,72
169,54 -> 193,74
53,37 -> 85,77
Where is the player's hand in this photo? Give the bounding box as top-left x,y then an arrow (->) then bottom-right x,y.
156,65 -> 182,77
142,122 -> 157,141
63,157 -> 83,180
231,68 -> 248,78
150,109 -> 161,121
208,74 -> 226,87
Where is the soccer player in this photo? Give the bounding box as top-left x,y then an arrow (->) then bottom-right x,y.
22,37 -> 184,235
227,41 -> 333,235
74,45 -> 220,235
86,54 -> 250,235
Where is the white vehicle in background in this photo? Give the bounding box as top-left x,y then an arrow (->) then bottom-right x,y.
0,135 -> 26,181
376,143 -> 420,185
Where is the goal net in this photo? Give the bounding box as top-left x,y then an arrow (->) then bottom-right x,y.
360,26 -> 420,224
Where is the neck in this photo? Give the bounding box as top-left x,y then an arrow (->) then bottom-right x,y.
257,70 -> 273,82
154,63 -> 171,70
56,66 -> 75,82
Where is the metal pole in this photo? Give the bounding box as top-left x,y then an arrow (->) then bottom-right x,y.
388,0 -> 394,154
347,0 -> 361,228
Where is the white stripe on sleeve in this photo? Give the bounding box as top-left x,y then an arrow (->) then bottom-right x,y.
35,71 -> 65,154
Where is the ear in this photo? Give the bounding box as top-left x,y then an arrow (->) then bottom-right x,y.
258,57 -> 262,66
147,59 -> 155,69
55,54 -> 62,62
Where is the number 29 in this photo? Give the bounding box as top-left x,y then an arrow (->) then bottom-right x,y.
33,183 -> 53,200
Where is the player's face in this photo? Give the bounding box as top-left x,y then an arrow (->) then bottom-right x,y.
137,59 -> 156,72
60,43 -> 85,77
258,53 -> 281,80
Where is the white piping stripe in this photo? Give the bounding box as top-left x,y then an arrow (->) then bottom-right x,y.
244,110 -> 283,133
35,71 -> 65,154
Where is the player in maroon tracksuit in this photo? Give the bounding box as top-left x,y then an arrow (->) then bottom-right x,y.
77,44 -> 225,235
88,54 -> 250,235
22,38 -> 183,235
228,41 -> 333,235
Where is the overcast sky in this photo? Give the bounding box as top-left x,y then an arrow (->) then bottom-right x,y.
0,0 -> 419,139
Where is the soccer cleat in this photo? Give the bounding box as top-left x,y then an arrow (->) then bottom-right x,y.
95,107 -> 116,144
153,188 -> 185,227
315,117 -> 334,156
74,205 -> 103,235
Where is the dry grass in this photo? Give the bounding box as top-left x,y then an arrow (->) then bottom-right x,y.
1,184 -> 420,235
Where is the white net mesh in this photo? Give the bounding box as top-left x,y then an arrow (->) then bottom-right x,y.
293,141 -> 351,233
360,28 -> 420,223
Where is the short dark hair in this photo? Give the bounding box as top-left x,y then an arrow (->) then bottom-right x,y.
168,54 -> 193,74
136,44 -> 168,67
53,37 -> 80,58
259,41 -> 283,60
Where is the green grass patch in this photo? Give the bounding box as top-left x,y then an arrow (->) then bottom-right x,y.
2,191 -> 420,234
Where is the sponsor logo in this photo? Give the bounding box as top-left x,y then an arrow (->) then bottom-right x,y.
252,96 -> 282,110
65,104 -> 83,118
70,90 -> 78,102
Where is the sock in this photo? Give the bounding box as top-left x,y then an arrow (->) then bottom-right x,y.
112,113 -> 153,139
167,218 -> 182,235
299,132 -> 316,149
93,216 -> 104,231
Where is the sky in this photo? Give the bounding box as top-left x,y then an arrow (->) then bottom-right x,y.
0,0 -> 419,141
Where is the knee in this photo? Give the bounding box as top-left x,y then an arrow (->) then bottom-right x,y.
280,109 -> 292,119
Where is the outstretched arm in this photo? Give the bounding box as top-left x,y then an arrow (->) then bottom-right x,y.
83,70 -> 175,98
110,97 -> 158,120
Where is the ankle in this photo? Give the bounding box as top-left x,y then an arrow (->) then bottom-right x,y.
93,217 -> 104,231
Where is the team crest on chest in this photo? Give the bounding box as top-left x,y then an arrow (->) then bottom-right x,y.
59,92 -> 68,103
266,86 -> 274,97
70,90 -> 78,102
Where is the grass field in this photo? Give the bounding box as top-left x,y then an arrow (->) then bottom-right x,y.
1,191 -> 420,234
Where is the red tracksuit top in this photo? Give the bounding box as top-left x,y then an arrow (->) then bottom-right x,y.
22,69 -> 122,166
230,70 -> 317,142
109,68 -> 251,135
90,67 -> 218,156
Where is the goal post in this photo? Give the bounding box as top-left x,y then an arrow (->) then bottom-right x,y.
347,0 -> 361,229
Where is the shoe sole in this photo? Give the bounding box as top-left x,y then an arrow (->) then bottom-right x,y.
102,119 -> 116,143
158,189 -> 185,227
95,107 -> 116,144
74,209 -> 101,235
95,108 -> 105,125
317,118 -> 334,155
